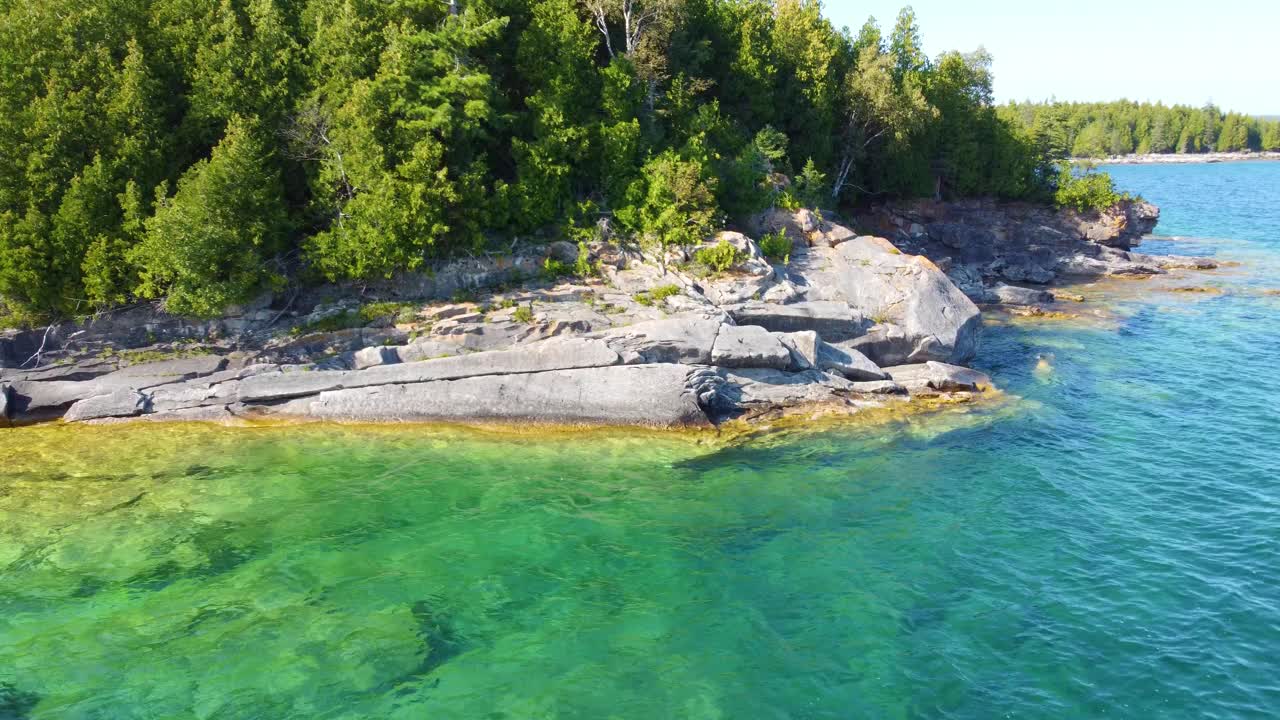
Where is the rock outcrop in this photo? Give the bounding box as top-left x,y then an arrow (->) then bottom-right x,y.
4,207 -> 1097,429
855,198 -> 1216,306
1,310 -> 992,428
8,189 -> 1227,432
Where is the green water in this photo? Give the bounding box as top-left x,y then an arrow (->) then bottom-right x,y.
3,162 -> 1280,718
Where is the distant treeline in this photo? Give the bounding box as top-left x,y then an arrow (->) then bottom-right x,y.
1,0 -> 1070,322
1001,101 -> 1280,158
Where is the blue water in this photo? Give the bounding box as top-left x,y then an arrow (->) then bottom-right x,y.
1,162 -> 1278,718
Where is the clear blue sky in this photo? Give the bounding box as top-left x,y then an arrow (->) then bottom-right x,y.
822,0 -> 1277,115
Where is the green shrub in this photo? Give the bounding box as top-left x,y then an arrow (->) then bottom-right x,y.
775,189 -> 802,211
290,310 -> 362,336
718,126 -> 789,220
632,285 -> 681,306
0,298 -> 45,330
793,158 -> 829,209
1054,163 -> 1121,213
512,304 -> 535,323
651,283 -> 680,301
117,344 -> 212,364
541,257 -> 572,282
359,301 -> 416,325
694,240 -> 742,274
574,241 -> 595,277
759,231 -> 792,262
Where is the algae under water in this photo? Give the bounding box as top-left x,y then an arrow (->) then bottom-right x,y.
2,161 -> 1279,718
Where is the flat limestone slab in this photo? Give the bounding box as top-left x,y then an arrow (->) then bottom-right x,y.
598,315 -> 722,364
725,301 -> 867,341
883,362 -> 992,393
109,355 -> 228,379
238,338 -> 622,402
270,364 -> 709,428
0,358 -> 118,383
710,325 -> 791,369
63,388 -> 148,422
817,342 -> 888,381
349,337 -> 620,387
238,369 -> 351,402
715,368 -> 854,408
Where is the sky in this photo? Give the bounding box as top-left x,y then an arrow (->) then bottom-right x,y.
822,0 -> 1277,115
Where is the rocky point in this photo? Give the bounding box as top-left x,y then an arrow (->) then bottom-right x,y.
0,201 -> 1217,430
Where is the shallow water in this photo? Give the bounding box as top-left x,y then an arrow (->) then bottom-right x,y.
2,162 -> 1279,718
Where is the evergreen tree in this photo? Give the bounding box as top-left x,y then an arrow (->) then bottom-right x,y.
0,0 -> 1113,321
616,149 -> 718,256
132,116 -> 288,317
888,6 -> 927,81
509,0 -> 601,230
303,9 -> 508,281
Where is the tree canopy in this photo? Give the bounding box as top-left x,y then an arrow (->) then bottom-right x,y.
0,0 -> 1059,321
1002,100 -> 1280,158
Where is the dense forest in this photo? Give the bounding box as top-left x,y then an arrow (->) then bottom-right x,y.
1002,101 -> 1280,159
0,0 -> 1065,322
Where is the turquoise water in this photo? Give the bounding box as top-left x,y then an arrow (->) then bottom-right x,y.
2,162 -> 1279,718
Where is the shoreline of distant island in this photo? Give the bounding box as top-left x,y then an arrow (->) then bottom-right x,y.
1084,151 -> 1280,165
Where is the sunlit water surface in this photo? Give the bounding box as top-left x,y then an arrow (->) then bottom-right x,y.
1,162 -> 1278,718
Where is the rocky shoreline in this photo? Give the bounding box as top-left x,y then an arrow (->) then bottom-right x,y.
1082,151 -> 1280,165
0,201 -> 1217,431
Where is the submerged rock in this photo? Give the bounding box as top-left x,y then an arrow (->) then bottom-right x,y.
1135,253 -> 1219,271
992,284 -> 1055,306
